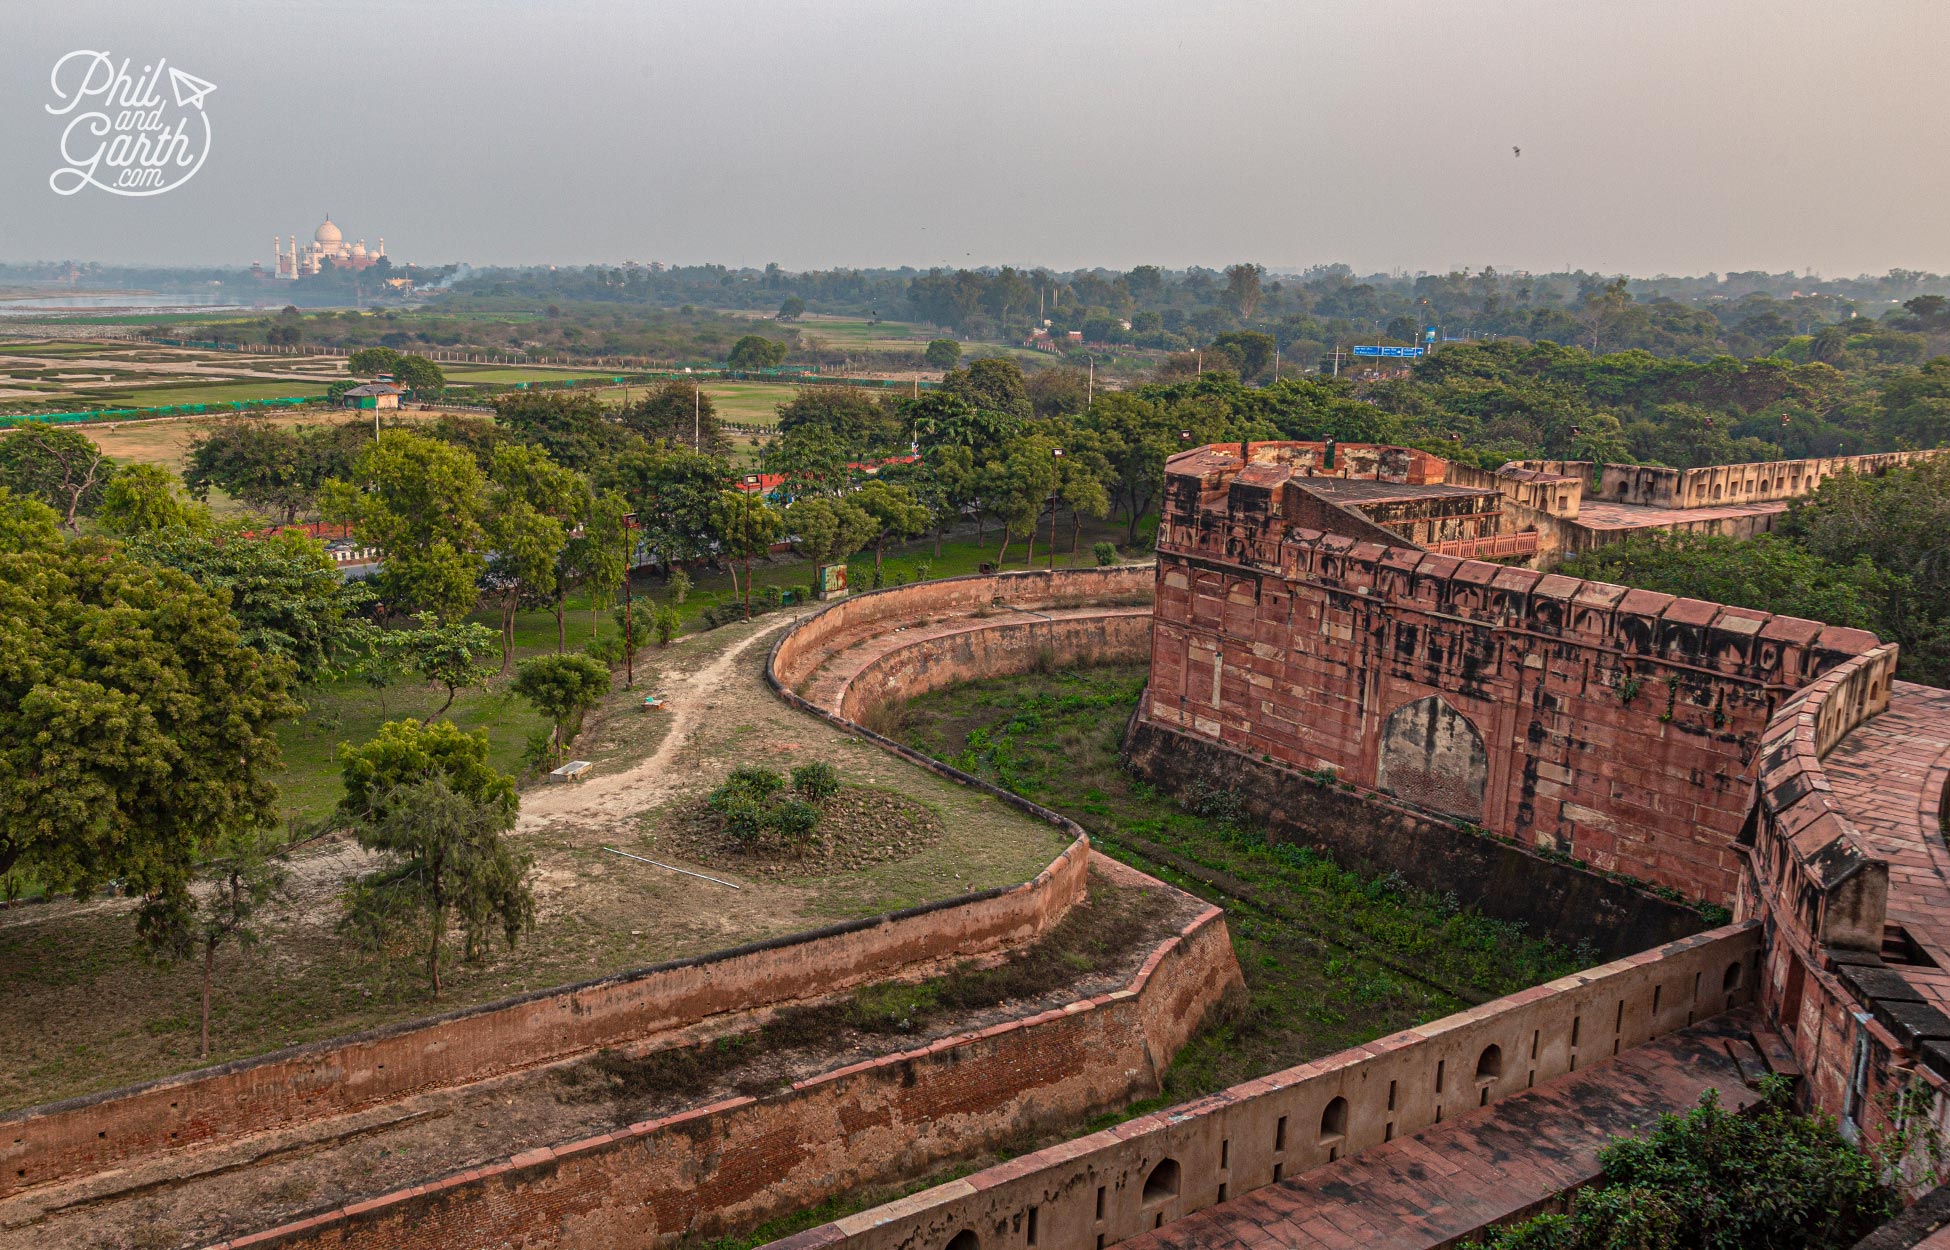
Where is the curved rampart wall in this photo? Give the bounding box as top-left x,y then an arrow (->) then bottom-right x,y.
835,612 -> 1152,725
770,564 -> 1154,694
209,888 -> 1241,1250
2,821 -> 1091,1201
1738,644 -> 1950,1176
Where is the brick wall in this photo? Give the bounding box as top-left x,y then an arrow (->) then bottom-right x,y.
0,838 -> 1091,1201
763,923 -> 1761,1250
1147,452 -> 1881,901
210,886 -> 1243,1250
834,612 -> 1152,725
770,565 -> 1155,695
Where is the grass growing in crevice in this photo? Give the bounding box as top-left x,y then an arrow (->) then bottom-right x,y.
554,880 -> 1169,1124
888,662 -> 1593,1106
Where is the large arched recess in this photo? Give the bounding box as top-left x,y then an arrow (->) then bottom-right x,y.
1376,695 -> 1489,820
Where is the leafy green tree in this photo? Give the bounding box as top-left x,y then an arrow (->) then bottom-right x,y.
760,425 -> 854,502
852,481 -> 931,574
133,527 -> 372,683
708,488 -> 784,615
338,776 -> 532,1000
183,421 -> 304,519
618,379 -> 728,454
392,354 -> 444,401
1482,1078 -> 1891,1250
323,431 -> 492,623
97,462 -> 210,537
907,392 -> 1021,456
379,613 -> 501,721
0,488 -> 62,553
727,334 -> 788,370
494,392 -> 634,472
775,386 -> 901,454
924,338 -> 962,370
512,653 -> 612,763
567,490 -> 634,641
603,442 -> 729,571
1561,532 -> 1895,634
0,420 -> 117,528
337,716 -> 519,818
1879,357 -> 1950,449
135,828 -> 288,1059
777,295 -> 805,320
1053,438 -> 1112,552
483,442 -> 585,664
1224,262 -> 1264,318
347,346 -> 403,377
942,357 -> 1032,422
979,434 -> 1062,565
0,538 -> 299,898
1210,330 -> 1276,381
783,495 -> 877,567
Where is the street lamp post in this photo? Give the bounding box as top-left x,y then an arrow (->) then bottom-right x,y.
1049,447 -> 1064,571
741,474 -> 761,621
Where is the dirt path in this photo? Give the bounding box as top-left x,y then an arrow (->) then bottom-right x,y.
516,613 -> 802,836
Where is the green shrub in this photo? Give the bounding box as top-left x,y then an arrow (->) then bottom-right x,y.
715,793 -> 767,843
721,765 -> 784,802
654,604 -> 680,646
759,584 -> 784,610
1093,541 -> 1117,566
667,568 -> 692,604
792,761 -> 841,802
585,632 -> 624,664
767,798 -> 821,843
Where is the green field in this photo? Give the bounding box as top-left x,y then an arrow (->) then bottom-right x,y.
442,366 -> 627,383
114,378 -> 333,406
0,340 -> 139,356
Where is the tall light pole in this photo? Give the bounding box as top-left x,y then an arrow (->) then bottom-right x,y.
1049,447 -> 1064,571
741,474 -> 760,620
1083,354 -> 1095,405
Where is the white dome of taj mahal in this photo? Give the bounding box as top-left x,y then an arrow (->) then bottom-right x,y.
314,216 -> 342,244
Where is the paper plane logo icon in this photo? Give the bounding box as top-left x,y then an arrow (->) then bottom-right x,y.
168,66 -> 216,110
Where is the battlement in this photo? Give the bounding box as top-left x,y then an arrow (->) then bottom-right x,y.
1506,448 -> 1949,512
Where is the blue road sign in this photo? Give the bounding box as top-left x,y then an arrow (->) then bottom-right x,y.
1351,345 -> 1424,358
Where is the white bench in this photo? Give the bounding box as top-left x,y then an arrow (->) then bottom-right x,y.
550,760 -> 593,783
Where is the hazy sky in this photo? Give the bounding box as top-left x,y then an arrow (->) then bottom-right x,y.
3,0 -> 1946,276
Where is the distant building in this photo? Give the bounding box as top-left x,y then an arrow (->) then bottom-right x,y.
274,216 -> 387,279
340,382 -> 404,410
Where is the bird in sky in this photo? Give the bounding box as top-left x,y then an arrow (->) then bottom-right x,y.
1513,146 -> 1522,158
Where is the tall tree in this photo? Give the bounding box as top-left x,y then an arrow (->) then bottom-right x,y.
0,420 -> 116,529
727,334 -> 788,370
323,431 -> 492,623
0,536 -> 299,897
483,442 -> 585,664
708,488 -> 784,615
133,527 -> 372,683
135,828 -> 289,1060
97,462 -> 211,537
942,357 -> 1033,422
618,379 -> 728,453
338,773 -> 531,1000
852,481 -> 932,575
783,496 -> 877,568
512,653 -> 612,764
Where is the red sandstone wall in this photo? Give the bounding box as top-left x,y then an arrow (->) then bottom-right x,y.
764,923 -> 1762,1250
771,565 -> 1154,694
209,899 -> 1243,1250
0,839 -> 1091,1201
1145,516 -> 1878,902
834,612 -> 1152,725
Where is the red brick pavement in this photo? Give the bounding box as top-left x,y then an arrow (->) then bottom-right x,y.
1822,681 -> 1950,1000
1117,1017 -> 1758,1250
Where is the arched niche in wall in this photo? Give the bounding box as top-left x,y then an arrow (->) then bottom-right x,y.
1376,695 -> 1489,820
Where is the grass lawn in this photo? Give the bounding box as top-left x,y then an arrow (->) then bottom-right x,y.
0,340 -> 137,356
886,662 -> 1592,1106
84,408 -> 444,475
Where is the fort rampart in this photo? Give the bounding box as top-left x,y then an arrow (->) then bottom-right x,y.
1140,444 -> 1882,903
1,837 -> 1092,1200
766,922 -> 1761,1250
209,876 -> 1240,1250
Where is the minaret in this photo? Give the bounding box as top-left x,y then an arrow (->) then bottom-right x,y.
376,237 -> 385,257
273,235 -> 281,276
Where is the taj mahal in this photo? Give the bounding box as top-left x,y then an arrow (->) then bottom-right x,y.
272,216 -> 386,279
